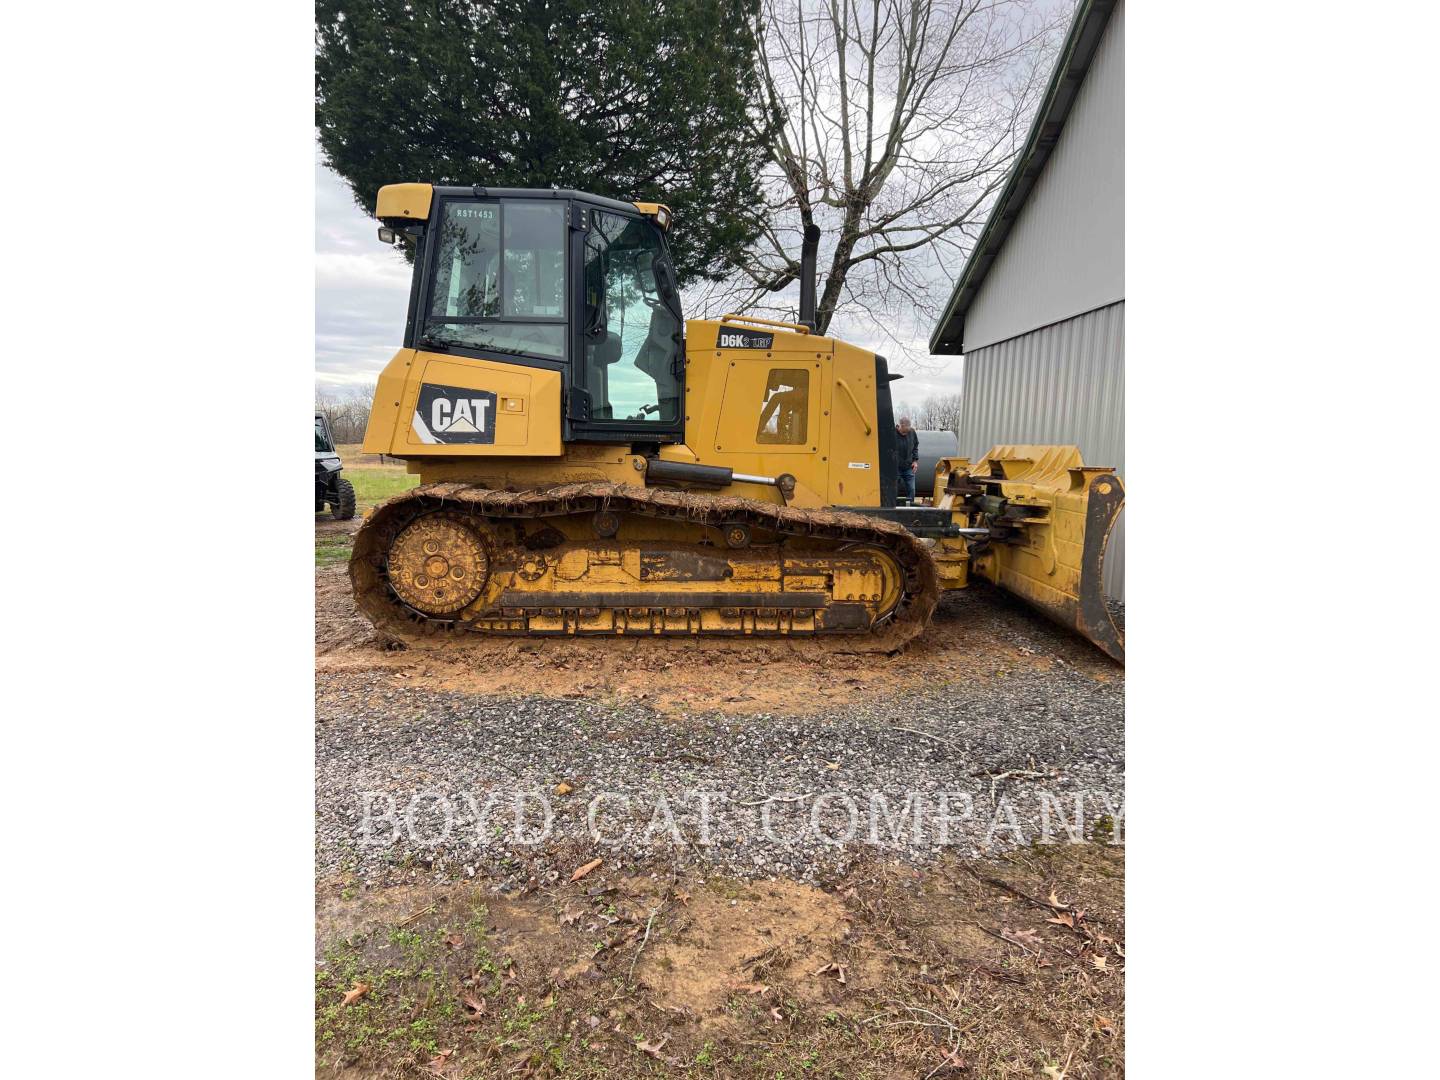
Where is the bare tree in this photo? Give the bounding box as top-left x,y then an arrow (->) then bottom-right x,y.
894,390 -> 964,432
316,385 -> 375,446
691,0 -> 1059,364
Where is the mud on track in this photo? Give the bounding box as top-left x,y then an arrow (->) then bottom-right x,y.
316,563 -> 1119,718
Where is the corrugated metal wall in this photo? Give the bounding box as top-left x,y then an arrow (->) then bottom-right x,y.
958,302 -> 1125,598
964,0 -> 1124,351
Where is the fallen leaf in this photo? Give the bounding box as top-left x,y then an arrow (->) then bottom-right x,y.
1046,911 -> 1075,929
460,993 -> 487,1019
554,781 -> 573,796
675,890 -> 691,906
812,962 -> 848,984
635,1035 -> 668,1059
933,1049 -> 968,1072
560,908 -> 582,925
341,981 -> 370,1007
1090,954 -> 1108,972
1047,888 -> 1065,908
444,932 -> 465,948
570,857 -> 603,882
825,761 -> 840,771
770,1006 -> 784,1022
1001,926 -> 1043,950
426,1047 -> 455,1074
1093,1014 -> 1116,1036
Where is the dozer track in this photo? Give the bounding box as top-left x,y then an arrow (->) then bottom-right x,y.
350,482 -> 939,650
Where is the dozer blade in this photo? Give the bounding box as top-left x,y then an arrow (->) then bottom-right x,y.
961,446 -> 1124,664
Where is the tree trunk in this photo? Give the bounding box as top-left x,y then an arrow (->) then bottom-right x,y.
814,202 -> 865,335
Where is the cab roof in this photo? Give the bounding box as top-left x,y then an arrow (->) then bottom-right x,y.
376,183 -> 670,229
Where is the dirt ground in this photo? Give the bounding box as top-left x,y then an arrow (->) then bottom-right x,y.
316,843 -> 1124,1078
316,544 -> 1117,720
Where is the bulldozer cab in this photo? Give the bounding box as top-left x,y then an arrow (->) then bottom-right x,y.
383,187 -> 684,445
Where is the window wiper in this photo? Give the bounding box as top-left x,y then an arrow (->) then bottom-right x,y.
469,342 -> 533,358
420,332 -> 533,360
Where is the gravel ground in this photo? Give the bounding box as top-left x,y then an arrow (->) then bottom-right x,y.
316,658 -> 1123,886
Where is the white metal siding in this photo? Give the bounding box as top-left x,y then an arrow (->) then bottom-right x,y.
964,0 -> 1124,351
959,302 -> 1124,598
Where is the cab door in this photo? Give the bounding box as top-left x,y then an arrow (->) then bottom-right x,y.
566,208 -> 685,443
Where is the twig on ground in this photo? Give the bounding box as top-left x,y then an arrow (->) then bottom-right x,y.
628,910 -> 658,983
970,768 -> 1052,782
398,904 -> 435,927
925,1038 -> 966,1080
963,868 -> 1062,911
971,767 -> 1056,804
976,923 -> 1037,954
893,727 -> 963,752
736,792 -> 812,807
964,867 -> 1098,942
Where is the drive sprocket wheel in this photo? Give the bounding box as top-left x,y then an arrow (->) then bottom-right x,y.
385,512 -> 489,616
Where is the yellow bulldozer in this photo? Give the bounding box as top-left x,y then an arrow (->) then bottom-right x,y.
352,184 -> 1124,662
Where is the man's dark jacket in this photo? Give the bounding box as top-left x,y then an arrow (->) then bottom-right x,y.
895,427 -> 919,472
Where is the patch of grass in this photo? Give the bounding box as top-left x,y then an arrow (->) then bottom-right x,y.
315,533 -> 353,567
344,464 -> 419,508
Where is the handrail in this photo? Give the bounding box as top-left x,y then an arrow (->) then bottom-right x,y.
719,313 -> 812,335
835,378 -> 873,435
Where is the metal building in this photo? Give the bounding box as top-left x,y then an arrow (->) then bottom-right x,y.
930,0 -> 1124,597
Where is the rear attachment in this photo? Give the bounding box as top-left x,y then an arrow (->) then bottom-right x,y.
935,446 -> 1124,663
351,482 -> 939,651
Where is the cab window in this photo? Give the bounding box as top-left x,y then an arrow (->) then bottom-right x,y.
423,201 -> 566,360
582,211 -> 680,422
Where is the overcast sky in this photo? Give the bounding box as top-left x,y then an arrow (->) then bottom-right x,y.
313,155 -> 967,401
315,157 -> 416,392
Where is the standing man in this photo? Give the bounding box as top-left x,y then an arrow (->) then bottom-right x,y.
895,415 -> 919,503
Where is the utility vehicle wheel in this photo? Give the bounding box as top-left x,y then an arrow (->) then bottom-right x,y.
331,478 -> 357,521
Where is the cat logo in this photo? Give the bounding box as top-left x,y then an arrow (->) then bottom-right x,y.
412,383 -> 498,445
717,328 -> 774,350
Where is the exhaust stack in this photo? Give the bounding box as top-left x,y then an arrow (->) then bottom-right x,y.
798,223 -> 821,330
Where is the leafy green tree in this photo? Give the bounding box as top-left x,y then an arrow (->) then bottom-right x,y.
316,0 -> 773,284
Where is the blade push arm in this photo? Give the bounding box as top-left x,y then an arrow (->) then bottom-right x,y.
933,446 -> 1124,663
